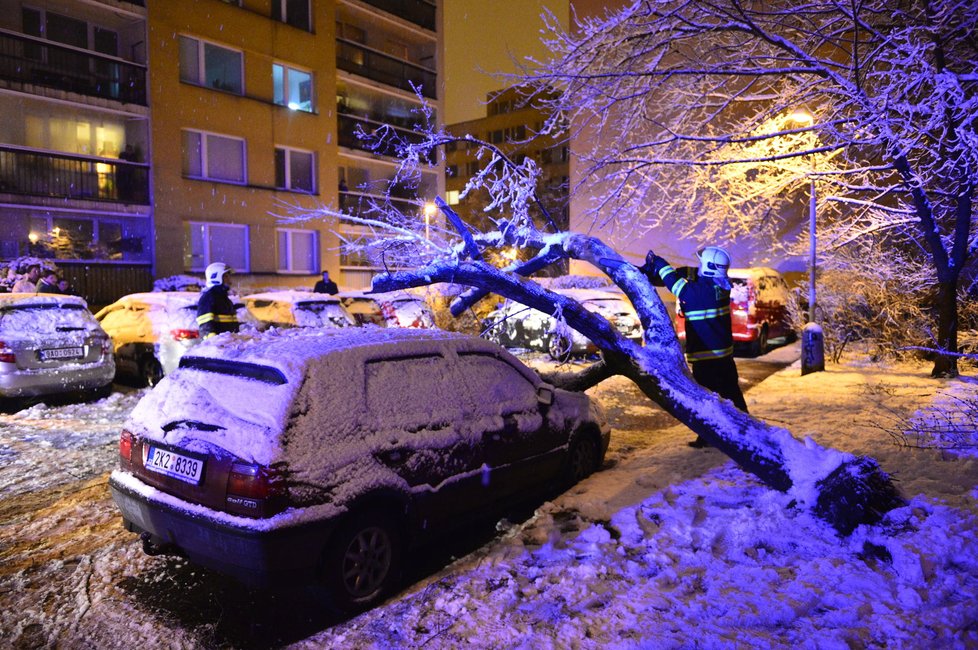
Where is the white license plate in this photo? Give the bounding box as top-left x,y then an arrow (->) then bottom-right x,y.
39,346 -> 84,361
144,446 -> 204,484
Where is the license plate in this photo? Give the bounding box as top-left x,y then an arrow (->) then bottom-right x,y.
39,346 -> 84,361
144,446 -> 204,484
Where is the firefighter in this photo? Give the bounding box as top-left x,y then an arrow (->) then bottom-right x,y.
641,246 -> 748,447
196,262 -> 240,338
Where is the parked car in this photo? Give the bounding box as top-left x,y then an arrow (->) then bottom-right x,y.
338,290 -> 435,328
0,293 -> 114,398
108,327 -> 609,610
95,292 -> 255,386
483,288 -> 644,360
242,290 -> 355,330
675,267 -> 794,356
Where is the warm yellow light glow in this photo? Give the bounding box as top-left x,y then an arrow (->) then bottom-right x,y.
423,201 -> 437,219
28,232 -> 39,244
52,227 -> 61,236
787,109 -> 814,126
501,248 -> 519,262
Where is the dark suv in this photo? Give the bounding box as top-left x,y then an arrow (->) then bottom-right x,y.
108,327 -> 609,610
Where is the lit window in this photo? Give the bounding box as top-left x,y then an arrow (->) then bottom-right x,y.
273,64 -> 315,112
182,130 -> 246,183
446,190 -> 460,205
275,146 -> 316,193
185,222 -> 249,272
179,36 -> 243,94
277,228 -> 318,273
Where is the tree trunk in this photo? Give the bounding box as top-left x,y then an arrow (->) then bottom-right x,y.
372,238 -> 905,535
931,279 -> 960,378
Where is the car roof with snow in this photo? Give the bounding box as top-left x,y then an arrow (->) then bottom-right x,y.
179,326 -> 529,386
728,267 -> 782,279
244,290 -> 342,304
0,293 -> 90,308
338,289 -> 421,302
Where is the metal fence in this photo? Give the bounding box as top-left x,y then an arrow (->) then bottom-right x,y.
0,146 -> 149,204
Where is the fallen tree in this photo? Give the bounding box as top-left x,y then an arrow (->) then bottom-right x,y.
367,201 -> 904,535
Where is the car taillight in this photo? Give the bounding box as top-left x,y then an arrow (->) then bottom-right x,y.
228,462 -> 286,500
0,341 -> 14,363
119,429 -> 134,468
170,329 -> 199,341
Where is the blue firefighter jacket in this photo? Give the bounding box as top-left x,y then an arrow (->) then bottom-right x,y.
196,284 -> 240,338
646,255 -> 733,362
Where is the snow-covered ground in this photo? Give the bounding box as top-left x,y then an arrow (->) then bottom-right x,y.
1,345 -> 976,649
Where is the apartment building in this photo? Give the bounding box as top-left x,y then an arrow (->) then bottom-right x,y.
0,0 -> 441,303
445,86 -> 569,255
0,0 -> 151,304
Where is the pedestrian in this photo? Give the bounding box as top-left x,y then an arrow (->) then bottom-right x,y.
313,269 -> 338,295
12,265 -> 40,293
37,270 -> 61,293
641,246 -> 748,447
196,262 -> 240,338
57,278 -> 76,295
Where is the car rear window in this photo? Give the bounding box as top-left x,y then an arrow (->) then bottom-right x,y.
178,356 -> 287,385
295,302 -> 350,328
173,304 -> 199,330
0,303 -> 99,334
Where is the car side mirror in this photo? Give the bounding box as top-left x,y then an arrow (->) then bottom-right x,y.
537,384 -> 554,406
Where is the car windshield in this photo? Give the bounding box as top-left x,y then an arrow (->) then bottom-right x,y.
0,303 -> 100,335
295,302 -> 350,328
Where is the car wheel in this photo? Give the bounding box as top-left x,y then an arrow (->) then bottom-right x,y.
750,325 -> 769,357
548,333 -> 573,362
565,433 -> 600,486
141,357 -> 164,388
322,511 -> 402,612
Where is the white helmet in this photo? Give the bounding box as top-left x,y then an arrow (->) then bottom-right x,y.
205,262 -> 231,288
696,246 -> 731,280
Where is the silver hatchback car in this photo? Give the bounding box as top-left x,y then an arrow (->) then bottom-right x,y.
0,293 -> 114,398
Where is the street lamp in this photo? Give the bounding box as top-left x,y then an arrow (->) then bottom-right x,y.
423,201 -> 437,240
787,109 -> 824,374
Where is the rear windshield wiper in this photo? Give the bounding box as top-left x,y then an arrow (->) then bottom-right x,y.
162,419 -> 226,433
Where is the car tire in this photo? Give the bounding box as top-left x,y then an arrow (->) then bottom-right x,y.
548,333 -> 573,363
750,325 -> 769,357
322,511 -> 402,612
565,432 -> 600,486
141,357 -> 164,388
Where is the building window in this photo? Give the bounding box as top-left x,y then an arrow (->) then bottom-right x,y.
186,222 -> 249,272
182,130 -> 246,183
179,36 -> 243,94
273,64 -> 314,112
277,228 -> 318,273
446,190 -> 460,206
275,146 -> 316,193
273,0 -> 311,31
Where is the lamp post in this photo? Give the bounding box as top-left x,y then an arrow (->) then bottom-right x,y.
788,110 -> 824,374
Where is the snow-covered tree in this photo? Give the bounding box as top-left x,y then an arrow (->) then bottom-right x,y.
522,0 -> 977,378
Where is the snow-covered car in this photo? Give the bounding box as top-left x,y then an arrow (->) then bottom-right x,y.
95,292 -> 255,386
338,290 -> 435,328
675,267 -> 794,356
108,327 -> 609,611
483,288 -> 644,360
0,293 -> 114,398
242,290 -> 355,330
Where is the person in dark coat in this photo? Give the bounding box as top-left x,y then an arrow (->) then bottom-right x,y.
196,262 -> 240,338
313,270 -> 338,295
641,246 -> 748,447
37,270 -> 62,294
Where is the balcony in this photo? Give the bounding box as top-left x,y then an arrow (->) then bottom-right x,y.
0,29 -> 147,106
336,39 -> 436,99
339,191 -> 421,224
338,112 -> 435,163
357,0 -> 436,31
0,145 -> 149,205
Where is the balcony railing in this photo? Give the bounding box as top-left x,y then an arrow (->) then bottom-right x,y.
336,39 -> 436,99
338,112 -> 433,162
0,29 -> 147,105
339,191 -> 421,224
0,145 -> 150,205
358,0 -> 436,31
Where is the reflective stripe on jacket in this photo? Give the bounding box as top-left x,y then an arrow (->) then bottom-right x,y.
196,285 -> 240,338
